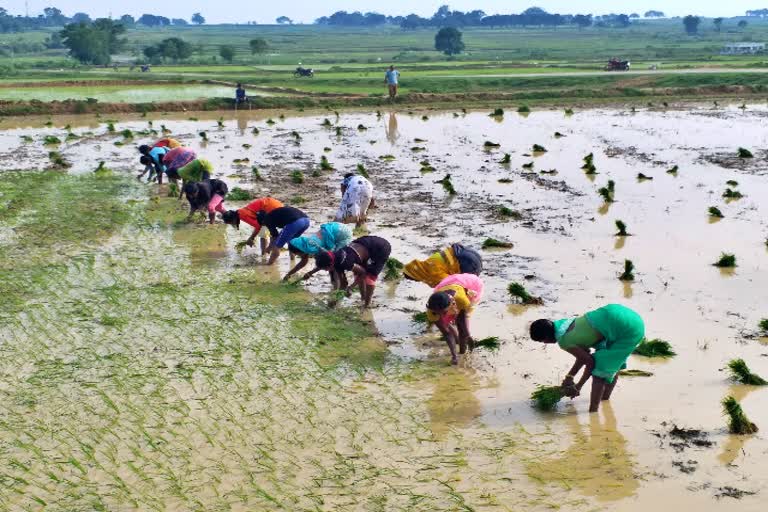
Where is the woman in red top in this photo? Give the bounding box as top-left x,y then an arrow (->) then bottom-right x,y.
222,197 -> 284,254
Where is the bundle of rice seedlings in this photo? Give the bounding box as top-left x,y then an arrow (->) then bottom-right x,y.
554,131 -> 565,138
637,173 -> 653,181
266,118 -> 276,125
496,206 -> 521,219
727,359 -> 767,385
291,130 -> 301,140
619,259 -> 635,281
252,167 -> 264,181
379,154 -> 396,161
500,153 -> 512,164
48,151 -> 70,168
43,135 -> 61,145
759,318 -> 768,332
356,163 -> 369,178
320,156 -> 334,171
251,127 -> 260,135
121,129 -> 134,139
540,169 -> 558,175
411,312 -> 429,323
475,337 -> 501,351
508,282 -> 543,305
484,141 -> 501,148
722,396 -> 759,434
483,238 -> 514,249
713,253 -> 736,268
708,207 -> 724,218
383,258 -> 404,281
498,178 -> 512,184
106,122 -> 116,133
358,124 -> 368,131
228,188 -> 252,201
518,105 -> 531,113
667,165 -> 679,174
737,147 -> 753,158
598,186 -> 614,203
615,220 -> 629,236
726,180 -> 739,187
217,117 -> 224,128
634,339 -> 676,358
411,146 -> 426,152
522,162 -> 535,170
199,131 -> 208,141
564,108 -> 575,115
723,188 -> 743,199
421,115 -> 429,121
161,124 -> 171,134
234,241 -> 248,253
291,171 -> 304,184
436,174 -> 457,195
490,108 -> 504,117
531,385 -> 564,411
532,144 -> 547,153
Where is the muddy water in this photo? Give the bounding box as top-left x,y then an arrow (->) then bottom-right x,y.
1,105 -> 767,510
0,84 -> 244,103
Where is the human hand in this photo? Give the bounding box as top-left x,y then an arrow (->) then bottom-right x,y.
562,383 -> 580,399
560,375 -> 575,388
246,238 -> 255,247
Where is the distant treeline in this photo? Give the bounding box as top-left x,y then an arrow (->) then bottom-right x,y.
0,7 -> 204,33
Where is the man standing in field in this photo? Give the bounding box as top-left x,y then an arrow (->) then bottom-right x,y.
385,65 -> 400,100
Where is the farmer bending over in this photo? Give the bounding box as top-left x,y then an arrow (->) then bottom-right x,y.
529,304 -> 645,413
221,197 -> 284,254
256,206 -> 310,265
426,274 -> 484,365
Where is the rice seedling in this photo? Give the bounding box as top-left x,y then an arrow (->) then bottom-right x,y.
554,131 -> 565,138
356,163 -> 369,178
43,135 -> 61,145
737,147 -> 753,158
483,238 -> 513,249
242,143 -> 252,149
291,130 -> 301,140
421,115 -> 429,121
727,359 -> 767,385
667,165 -> 679,174
531,385 -> 564,411
414,138 -> 427,143
532,144 -> 547,153
713,253 -> 736,268
106,122 -> 115,132
167,183 -> 179,197
618,259 -> 635,281
496,206 -> 521,219
759,318 -> 768,331
217,117 -> 224,128
320,156 -> 334,171
540,169 -> 558,175
20,135 -> 33,142
637,173 -> 653,181
234,240 -> 248,253
66,132 -> 79,141
199,131 -> 208,141
726,180 -> 739,187
722,396 -> 759,434
411,311 -> 429,323
48,151 -> 70,168
411,146 -> 426,152
383,258 -> 404,281
436,174 -> 457,195
251,127 -> 260,135
608,180 -> 615,192
615,220 -> 629,236
228,188 -> 252,201
499,153 -> 511,164
121,129 -> 133,139
291,171 -> 304,184
484,141 -> 501,148
598,186 -> 614,203
498,178 -> 512,183
93,161 -> 112,176
379,154 -> 396,161
583,163 -> 598,174
508,282 -> 543,304
634,339 -> 676,358
376,110 -> 382,118
475,337 -> 501,351
739,103 -> 747,110
518,105 -> 531,113
266,118 -> 276,125
252,166 -> 264,181
722,188 -> 743,199
522,162 -> 535,170
358,124 -> 368,131
490,108 -> 504,117
708,206 -> 724,218
420,161 -> 436,173
564,108 -> 575,115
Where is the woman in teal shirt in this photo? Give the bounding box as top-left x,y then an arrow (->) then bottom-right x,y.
529,304 -> 645,412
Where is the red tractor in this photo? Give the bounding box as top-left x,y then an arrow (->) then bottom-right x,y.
605,58 -> 631,71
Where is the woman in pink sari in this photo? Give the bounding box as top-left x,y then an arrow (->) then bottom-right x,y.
425,274 -> 484,365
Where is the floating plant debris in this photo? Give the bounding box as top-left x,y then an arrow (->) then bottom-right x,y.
727,359 -> 767,385
634,339 -> 676,358
722,396 -> 758,434
483,238 -> 514,249
531,385 -> 564,411
508,282 -> 543,305
713,253 -> 736,268
619,259 -> 635,281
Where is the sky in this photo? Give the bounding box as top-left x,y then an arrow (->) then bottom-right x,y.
2,1 -> 762,24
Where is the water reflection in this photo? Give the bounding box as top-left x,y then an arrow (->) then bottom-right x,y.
386,113 -> 400,145
526,403 -> 639,502
427,369 -> 482,437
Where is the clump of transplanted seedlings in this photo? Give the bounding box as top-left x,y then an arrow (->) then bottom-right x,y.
508,282 -> 543,305
522,162 -> 534,170
619,259 -> 635,281
722,396 -> 759,434
43,135 -> 61,145
484,141 -> 501,148
726,180 -> 739,187
637,173 -> 653,181
217,117 -> 224,128
168,183 -> 179,198
199,131 -> 208,141
615,220 -> 629,236
358,124 -> 368,131
500,153 -> 512,164
564,108 -> 574,116
320,156 -> 334,171
251,127 -> 260,135
66,132 -> 79,141
48,151 -> 70,168
554,131 -> 565,138
582,153 -> 594,167
252,166 -> 264,181
383,258 -> 404,281
106,122 -> 116,133
496,206 -> 521,219
291,130 -> 301,141
421,115 -> 429,121
121,129 -> 133,139
758,318 -> 768,332
634,339 -> 676,358
436,174 -> 457,195
411,146 -> 426,152
266,118 -> 276,125
20,135 -> 33,143
723,188 -> 743,199
518,105 -> 531,113
598,181 -> 615,203
379,154 -> 395,161
713,253 -> 736,268
532,144 -> 547,153
483,238 -> 514,249
490,108 -> 504,117
727,359 -> 767,385
420,160 -> 436,173
228,188 -> 252,201
584,163 -> 597,174
412,311 -> 429,324
475,337 -> 501,351
667,165 -> 679,175
737,147 -> 753,158
531,385 -> 564,411
291,171 -> 304,184
356,163 -> 370,178
708,206 -> 724,218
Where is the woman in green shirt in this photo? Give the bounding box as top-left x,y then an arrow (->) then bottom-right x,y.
529,304 -> 645,412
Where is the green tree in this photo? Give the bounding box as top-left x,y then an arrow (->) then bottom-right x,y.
738,20 -> 748,29
249,38 -> 269,55
60,19 -> 125,65
682,15 -> 701,35
434,27 -> 465,56
191,13 -> 205,25
219,45 -> 235,63
713,17 -> 724,32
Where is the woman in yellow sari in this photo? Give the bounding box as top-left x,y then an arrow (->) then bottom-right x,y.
404,243 -> 482,287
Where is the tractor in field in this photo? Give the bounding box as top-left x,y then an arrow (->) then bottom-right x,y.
605,58 -> 631,71
294,67 -> 314,78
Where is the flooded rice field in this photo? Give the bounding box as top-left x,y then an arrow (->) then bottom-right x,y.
0,105 -> 766,511
0,84 -> 251,103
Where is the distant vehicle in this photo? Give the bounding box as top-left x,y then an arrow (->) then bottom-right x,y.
605,59 -> 631,71
294,66 -> 314,78
140,65 -> 151,73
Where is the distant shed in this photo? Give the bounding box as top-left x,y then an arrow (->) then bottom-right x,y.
721,42 -> 766,55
